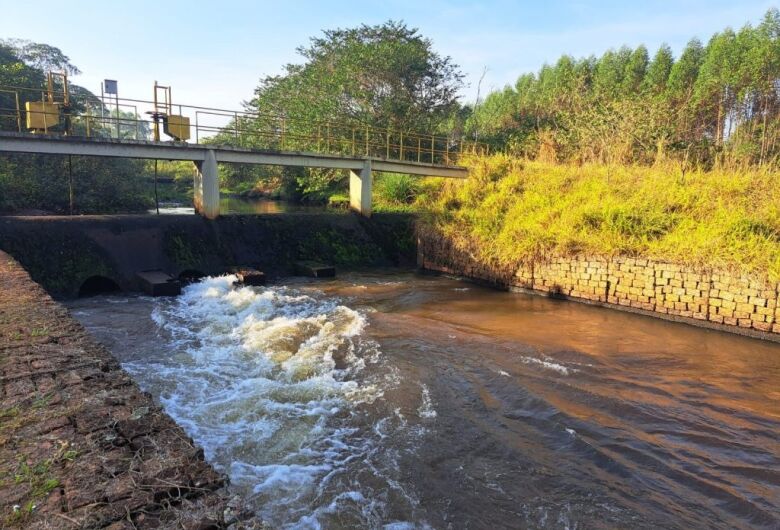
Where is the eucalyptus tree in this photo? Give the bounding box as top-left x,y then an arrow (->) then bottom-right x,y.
643,44 -> 674,95
694,29 -> 737,148
622,45 -> 649,95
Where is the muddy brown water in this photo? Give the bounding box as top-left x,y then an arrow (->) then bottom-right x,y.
67,271 -> 780,529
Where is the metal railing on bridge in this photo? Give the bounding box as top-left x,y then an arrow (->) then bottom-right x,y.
0,83 -> 488,167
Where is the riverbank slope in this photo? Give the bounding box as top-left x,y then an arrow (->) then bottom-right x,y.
0,251 -> 231,528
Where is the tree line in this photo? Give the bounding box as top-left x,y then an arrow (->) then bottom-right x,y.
466,8 -> 780,168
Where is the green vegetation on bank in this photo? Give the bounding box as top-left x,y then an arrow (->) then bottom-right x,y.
428,155 -> 780,279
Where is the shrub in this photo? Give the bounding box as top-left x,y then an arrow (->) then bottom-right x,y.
375,173 -> 420,204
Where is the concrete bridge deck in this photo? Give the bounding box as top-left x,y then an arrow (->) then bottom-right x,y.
0,132 -> 468,178
0,131 -> 468,219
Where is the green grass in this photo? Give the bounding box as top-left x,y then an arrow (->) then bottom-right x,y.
373,173 -> 445,213
427,154 -> 780,280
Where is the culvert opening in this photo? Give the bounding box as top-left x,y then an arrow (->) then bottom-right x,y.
78,275 -> 121,297
179,269 -> 206,284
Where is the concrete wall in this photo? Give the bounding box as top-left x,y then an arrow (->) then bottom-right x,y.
0,213 -> 416,298
417,225 -> 780,340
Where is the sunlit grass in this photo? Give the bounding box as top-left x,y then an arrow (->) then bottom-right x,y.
425,154 -> 780,280
373,173 -> 445,213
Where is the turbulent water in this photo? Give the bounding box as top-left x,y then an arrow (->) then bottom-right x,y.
68,272 -> 780,529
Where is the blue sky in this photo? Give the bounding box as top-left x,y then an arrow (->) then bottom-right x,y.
0,0 -> 774,110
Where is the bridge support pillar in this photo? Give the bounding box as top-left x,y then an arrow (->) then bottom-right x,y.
193,149 -> 220,219
349,159 -> 372,217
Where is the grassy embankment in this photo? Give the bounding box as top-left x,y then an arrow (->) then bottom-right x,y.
416,155 -> 780,280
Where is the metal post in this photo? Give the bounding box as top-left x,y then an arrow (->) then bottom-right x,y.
418,137 -> 421,163
386,129 -> 390,159
154,159 -> 160,215
365,126 -> 369,156
400,132 -> 404,161
326,123 -> 330,152
281,117 -> 286,150
42,93 -> 48,134
351,128 -> 356,156
100,82 -> 105,132
152,84 -> 160,142
431,135 -> 435,164
14,92 -> 21,132
68,155 -> 74,215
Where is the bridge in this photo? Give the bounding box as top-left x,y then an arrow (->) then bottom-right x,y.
0,80 -> 483,218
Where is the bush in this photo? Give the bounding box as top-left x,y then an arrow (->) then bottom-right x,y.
375,173 -> 420,204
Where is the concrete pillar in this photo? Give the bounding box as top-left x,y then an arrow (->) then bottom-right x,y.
349,159 -> 372,217
192,163 -> 203,214
193,149 -> 219,219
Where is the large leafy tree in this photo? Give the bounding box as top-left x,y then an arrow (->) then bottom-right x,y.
249,20 -> 464,134
231,20 -> 465,200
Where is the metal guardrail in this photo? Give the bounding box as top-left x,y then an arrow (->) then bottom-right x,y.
0,84 -> 487,167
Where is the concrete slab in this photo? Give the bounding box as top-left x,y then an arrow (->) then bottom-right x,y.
136,270 -> 181,296
230,266 -> 266,286
294,261 -> 336,278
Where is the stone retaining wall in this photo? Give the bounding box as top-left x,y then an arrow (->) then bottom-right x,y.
417,226 -> 780,338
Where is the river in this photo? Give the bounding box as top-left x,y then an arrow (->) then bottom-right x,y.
67,271 -> 780,529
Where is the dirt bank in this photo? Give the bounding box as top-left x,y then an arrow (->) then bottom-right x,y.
0,251 -> 239,529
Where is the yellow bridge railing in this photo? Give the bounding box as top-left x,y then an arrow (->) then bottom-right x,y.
0,84 -> 487,167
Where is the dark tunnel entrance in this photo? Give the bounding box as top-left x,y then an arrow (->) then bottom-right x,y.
78,275 -> 121,297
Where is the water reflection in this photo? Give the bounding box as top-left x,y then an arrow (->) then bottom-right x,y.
153,197 -> 332,215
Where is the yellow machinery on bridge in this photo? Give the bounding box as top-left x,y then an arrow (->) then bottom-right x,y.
25,72 -> 69,133
148,82 -> 190,142
17,73 -> 189,141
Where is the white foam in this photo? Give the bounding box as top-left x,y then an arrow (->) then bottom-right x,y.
127,277 -> 440,528
520,355 -> 576,376
418,384 -> 437,419
132,277 -> 398,525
